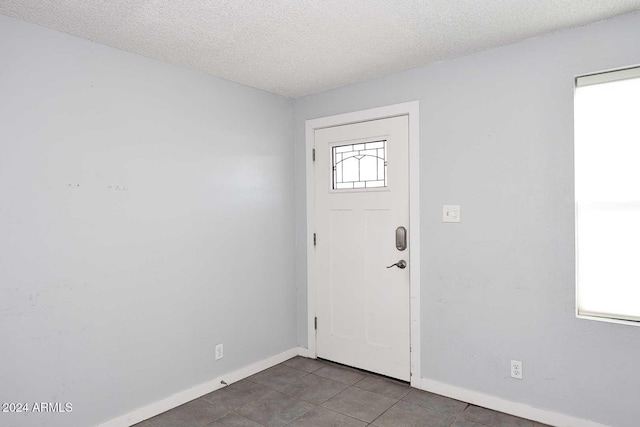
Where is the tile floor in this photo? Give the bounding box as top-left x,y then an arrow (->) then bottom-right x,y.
135,356 -> 550,427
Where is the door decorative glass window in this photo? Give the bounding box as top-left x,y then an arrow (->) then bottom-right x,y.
332,140 -> 387,189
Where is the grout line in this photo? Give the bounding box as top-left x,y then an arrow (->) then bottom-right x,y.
280,401 -> 316,427
206,410 -> 234,427
316,358 -> 410,385
310,405 -> 376,426
367,399 -> 402,426
382,397 -> 480,427
351,381 -> 412,401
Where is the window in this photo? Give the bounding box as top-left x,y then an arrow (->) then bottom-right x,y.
332,140 -> 387,189
575,66 -> 640,324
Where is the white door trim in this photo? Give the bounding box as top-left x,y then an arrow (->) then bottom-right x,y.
305,101 -> 421,387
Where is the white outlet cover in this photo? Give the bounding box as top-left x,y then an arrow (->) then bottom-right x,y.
215,343 -> 224,360
443,205 -> 461,223
511,360 -> 523,379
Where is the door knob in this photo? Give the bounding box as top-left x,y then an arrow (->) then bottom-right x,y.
386,260 -> 407,269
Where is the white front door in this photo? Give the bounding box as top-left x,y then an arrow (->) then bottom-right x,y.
314,115 -> 410,381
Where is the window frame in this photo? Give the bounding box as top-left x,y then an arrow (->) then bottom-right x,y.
574,65 -> 640,327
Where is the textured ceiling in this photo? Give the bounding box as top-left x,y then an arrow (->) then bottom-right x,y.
1,1 -> 639,97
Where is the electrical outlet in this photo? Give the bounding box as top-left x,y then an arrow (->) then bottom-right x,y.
511,360 -> 523,379
215,343 -> 223,360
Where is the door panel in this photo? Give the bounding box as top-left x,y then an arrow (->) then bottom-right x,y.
315,115 -> 410,381
364,208 -> 393,349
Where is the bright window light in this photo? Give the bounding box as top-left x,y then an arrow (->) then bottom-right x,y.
575,67 -> 640,324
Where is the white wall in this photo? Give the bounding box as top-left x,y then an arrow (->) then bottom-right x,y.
0,15 -> 296,427
294,11 -> 640,427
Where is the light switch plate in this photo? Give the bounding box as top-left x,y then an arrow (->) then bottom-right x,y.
443,205 -> 461,223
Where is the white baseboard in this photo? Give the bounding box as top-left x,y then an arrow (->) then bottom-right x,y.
296,346 -> 313,358
418,378 -> 610,427
99,347 -> 302,427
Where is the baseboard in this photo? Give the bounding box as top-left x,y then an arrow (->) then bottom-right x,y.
296,346 -> 313,358
418,378 -> 610,427
99,347 -> 302,427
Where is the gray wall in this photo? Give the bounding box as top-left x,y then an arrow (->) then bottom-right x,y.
0,15 -> 296,427
294,12 -> 640,427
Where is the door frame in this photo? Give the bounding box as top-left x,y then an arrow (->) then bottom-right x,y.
305,101 -> 421,387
